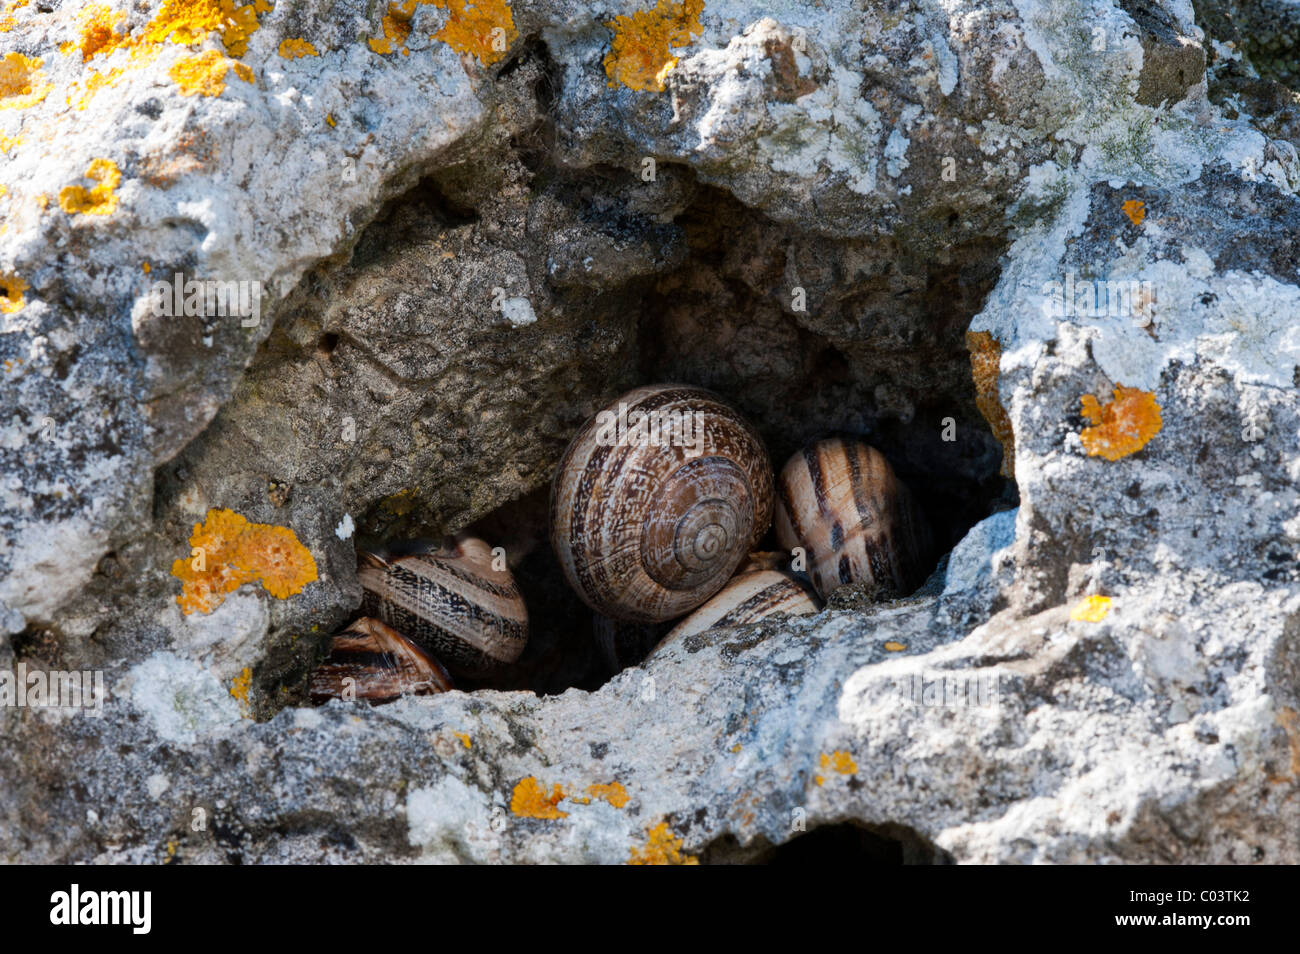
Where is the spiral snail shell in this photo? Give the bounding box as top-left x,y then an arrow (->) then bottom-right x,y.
550,384 -> 774,623
774,437 -> 930,601
357,534 -> 528,677
310,616 -> 454,704
657,552 -> 821,645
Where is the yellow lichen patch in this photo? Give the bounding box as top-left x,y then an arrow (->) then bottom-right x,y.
58,158 -> 121,216
1079,385 -> 1162,461
229,666 -> 252,715
587,781 -> 629,808
883,640 -> 906,651
171,508 -> 318,615
278,37 -> 318,59
730,743 -> 742,753
510,776 -> 568,818
66,67 -> 125,111
966,330 -> 1015,479
0,133 -> 19,153
1070,594 -> 1112,623
76,5 -> 132,61
0,52 -> 51,110
431,0 -> 516,65
819,750 -> 858,776
604,0 -> 704,91
144,0 -> 271,58
0,272 -> 27,314
0,0 -> 28,34
1122,198 -> 1146,226
324,112 -> 336,127
169,49 -> 254,97
628,821 -> 698,865
453,731 -> 471,748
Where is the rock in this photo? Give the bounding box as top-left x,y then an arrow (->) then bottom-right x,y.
1,0 -> 1299,863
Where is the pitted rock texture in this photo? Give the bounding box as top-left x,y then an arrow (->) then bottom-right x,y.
1,0 -> 1299,863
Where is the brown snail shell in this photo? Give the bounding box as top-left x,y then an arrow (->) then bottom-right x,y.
658,552 -> 821,644
358,534 -> 528,677
550,384 -> 774,623
774,437 -> 930,601
310,617 -> 454,704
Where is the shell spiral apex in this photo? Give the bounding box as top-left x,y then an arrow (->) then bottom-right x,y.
550,384 -> 774,623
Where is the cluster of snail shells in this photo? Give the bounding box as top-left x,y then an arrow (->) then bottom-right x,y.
311,535 -> 528,704
551,384 -> 929,638
312,383 -> 928,704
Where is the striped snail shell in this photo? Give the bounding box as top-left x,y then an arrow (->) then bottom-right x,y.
310,617 -> 454,704
358,534 -> 528,677
774,437 -> 930,601
657,552 -> 821,645
551,384 -> 774,623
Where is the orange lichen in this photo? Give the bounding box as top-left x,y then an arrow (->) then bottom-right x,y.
432,0 -> 516,65
76,5 -> 132,61
0,272 -> 26,314
368,1 -> 419,54
0,52 -> 51,110
820,750 -> 858,775
1079,385 -> 1162,461
604,0 -> 704,91
324,112 -> 336,127
1122,198 -> 1146,226
883,640 -> 906,651
171,508 -> 318,615
1274,707 -> 1300,781
58,158 -> 122,215
966,330 -> 1015,479
453,731 -> 471,748
169,49 -> 254,96
278,37 -> 318,59
229,666 -> 252,715
66,67 -> 125,111
144,0 -> 271,58
587,781 -> 630,808
0,0 -> 28,34
1070,594 -> 1112,623
510,776 -> 568,818
628,821 -> 698,865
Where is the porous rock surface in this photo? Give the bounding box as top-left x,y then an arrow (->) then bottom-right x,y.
1,0 -> 1298,863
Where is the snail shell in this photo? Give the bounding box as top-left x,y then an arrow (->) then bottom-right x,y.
550,384 -> 774,623
659,552 -> 821,644
774,437 -> 929,601
358,534 -> 528,677
310,617 -> 454,704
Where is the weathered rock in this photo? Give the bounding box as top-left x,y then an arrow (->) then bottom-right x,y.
1,0 -> 1299,863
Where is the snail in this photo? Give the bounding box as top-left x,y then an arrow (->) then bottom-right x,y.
655,552 -> 821,645
550,384 -> 774,623
357,534 -> 528,677
774,437 -> 930,601
310,616 -> 454,704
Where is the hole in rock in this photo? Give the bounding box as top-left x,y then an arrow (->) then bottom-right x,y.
702,820 -> 953,865
342,182 -> 1012,699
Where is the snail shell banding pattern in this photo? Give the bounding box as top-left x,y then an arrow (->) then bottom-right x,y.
659,554 -> 821,644
774,437 -> 929,601
550,384 -> 774,623
309,616 -> 454,704
358,534 -> 528,677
